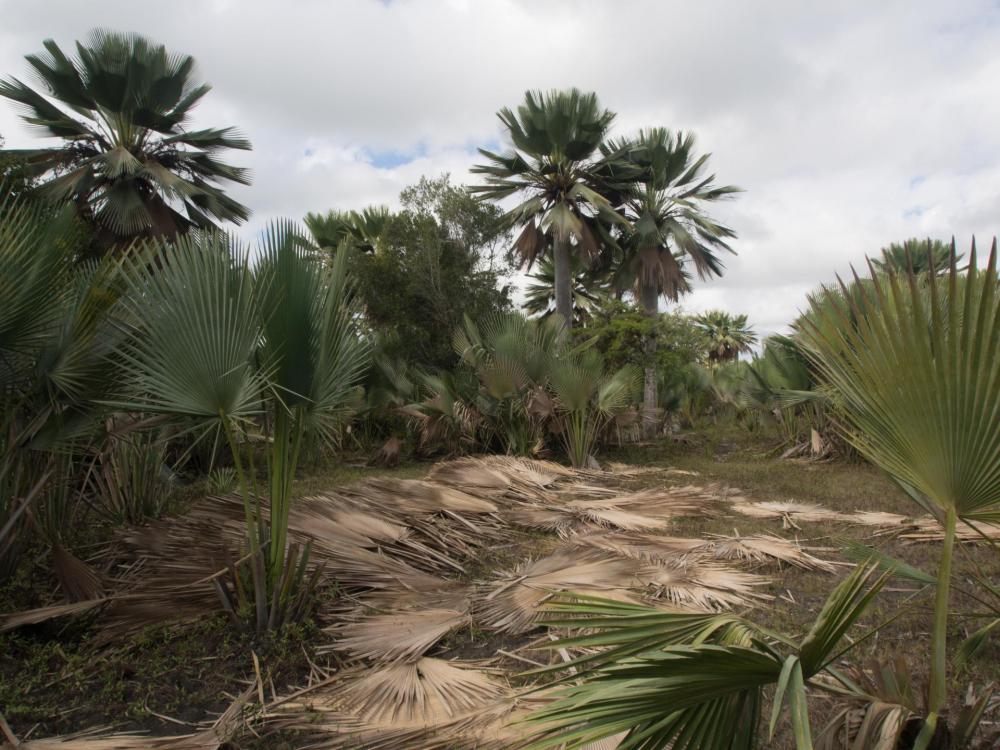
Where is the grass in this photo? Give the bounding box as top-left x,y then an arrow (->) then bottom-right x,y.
3,426 -> 1000,747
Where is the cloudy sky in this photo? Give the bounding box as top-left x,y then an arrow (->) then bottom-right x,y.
1,0 -> 998,336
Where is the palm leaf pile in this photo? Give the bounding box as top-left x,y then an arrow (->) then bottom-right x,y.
9,450 -> 984,748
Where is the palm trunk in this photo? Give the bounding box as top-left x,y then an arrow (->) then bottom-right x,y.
553,236 -> 573,333
640,280 -> 659,440
916,506 -> 957,748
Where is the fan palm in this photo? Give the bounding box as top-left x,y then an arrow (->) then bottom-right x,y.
606,129 -> 740,436
872,238 -> 961,276
548,350 -> 640,468
0,30 -> 251,248
304,205 -> 392,255
697,310 -> 758,364
113,223 -> 368,630
797,241 -> 1000,745
0,192 -> 122,587
523,255 -> 611,325
471,89 -> 627,332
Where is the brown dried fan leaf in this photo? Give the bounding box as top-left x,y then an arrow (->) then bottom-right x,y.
479,550 -> 638,633
320,658 -> 506,728
568,531 -> 703,562
691,533 -> 837,572
732,500 -> 849,527
332,601 -> 471,663
895,516 -> 1000,543
0,598 -> 108,634
504,505 -> 668,538
635,559 -> 770,611
849,511 -> 910,527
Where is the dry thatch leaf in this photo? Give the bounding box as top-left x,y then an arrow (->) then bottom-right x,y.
505,504 -> 668,538
264,693 -> 522,749
332,599 -> 471,663
849,511 -> 910,527
568,531 -> 702,562
479,549 -> 638,633
731,500 -> 849,528
895,516 -> 1000,543
635,559 -> 770,610
691,532 -> 837,572
51,543 -> 104,602
0,599 -> 107,633
316,658 -> 506,728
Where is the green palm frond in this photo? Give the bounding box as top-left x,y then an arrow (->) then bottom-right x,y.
799,242 -> 1000,522
525,565 -> 888,749
0,29 -> 251,243
798,239 -> 1000,738
872,238 -> 961,276
112,231 -> 264,428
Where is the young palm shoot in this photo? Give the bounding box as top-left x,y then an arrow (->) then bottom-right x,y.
115,225 -> 366,631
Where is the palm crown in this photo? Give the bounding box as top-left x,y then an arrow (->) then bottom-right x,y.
472,89 -> 629,330
872,237 -> 962,275
304,205 -> 392,255
696,310 -> 757,362
608,128 -> 740,303
0,30 -> 251,244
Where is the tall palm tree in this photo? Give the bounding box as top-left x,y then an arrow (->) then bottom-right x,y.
304,205 -> 392,255
607,129 -> 740,435
523,255 -> 611,325
872,237 -> 962,275
696,310 -> 757,364
471,89 -> 627,333
0,30 -> 251,248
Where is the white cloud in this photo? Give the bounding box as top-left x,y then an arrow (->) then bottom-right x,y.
1,0 -> 998,336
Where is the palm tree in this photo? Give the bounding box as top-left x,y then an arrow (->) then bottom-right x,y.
872,237 -> 962,275
696,310 -> 757,364
523,255 -> 610,325
606,129 -> 740,437
304,205 -> 392,255
0,30 -> 251,248
471,89 -> 627,333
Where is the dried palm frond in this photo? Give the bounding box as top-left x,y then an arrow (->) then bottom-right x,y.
346,479 -> 499,516
847,511 -> 910,527
635,559 -> 770,610
691,532 -> 837,572
426,458 -> 513,493
568,531 -> 702,562
895,516 -> 1000,544
504,504 -> 668,538
0,598 -> 108,633
561,486 -> 721,518
51,543 -> 104,602
308,658 -> 506,728
479,549 -> 638,633
264,693 -> 522,750
731,500 -> 849,528
331,599 -> 471,663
